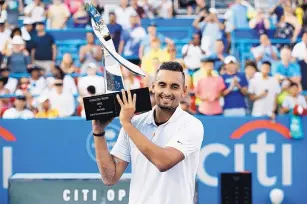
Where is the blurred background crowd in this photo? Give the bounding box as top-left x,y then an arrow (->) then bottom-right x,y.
0,0 -> 306,119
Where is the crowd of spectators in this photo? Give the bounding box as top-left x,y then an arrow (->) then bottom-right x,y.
0,0 -> 306,119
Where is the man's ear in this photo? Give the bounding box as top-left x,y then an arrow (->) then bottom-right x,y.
182,85 -> 187,98
151,82 -> 155,93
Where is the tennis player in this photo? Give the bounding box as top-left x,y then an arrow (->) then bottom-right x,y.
92,62 -> 204,203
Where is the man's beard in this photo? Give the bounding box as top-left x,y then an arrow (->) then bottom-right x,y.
157,104 -> 177,111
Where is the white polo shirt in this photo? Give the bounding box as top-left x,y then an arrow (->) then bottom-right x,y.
292,41 -> 307,60
111,106 -> 204,204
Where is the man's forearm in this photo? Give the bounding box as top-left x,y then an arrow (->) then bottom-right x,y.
94,136 -> 117,185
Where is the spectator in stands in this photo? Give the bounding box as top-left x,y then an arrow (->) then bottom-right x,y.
35,95 -> 59,118
292,30 -> 307,61
0,76 -> 11,117
107,12 -> 122,52
47,0 -> 70,29
249,61 -> 281,118
251,33 -> 279,68
229,0 -> 249,29
298,55 -> 307,91
73,4 -> 88,28
32,19 -> 56,74
47,65 -> 77,95
79,32 -> 102,73
78,63 -> 105,96
64,0 -> 83,14
0,19 -> 10,58
142,38 -> 169,77
6,36 -> 31,73
131,0 -> 145,18
222,56 -> 248,116
122,66 -> 141,90
244,60 -> 259,114
157,0 -> 173,19
2,91 -> 34,119
193,8 -> 224,56
0,75 -> 9,95
0,1 -> 7,22
195,57 -> 225,115
275,6 -> 302,43
182,33 -> 204,71
249,9 -> 270,35
119,12 -> 146,65
269,0 -> 291,26
3,27 -> 23,56
273,46 -> 301,85
0,66 -> 17,93
48,78 -> 75,117
21,18 -> 35,43
24,0 -> 46,24
78,85 -> 96,118
2,0 -> 24,28
60,53 -> 79,75
114,0 -> 136,29
208,40 -> 228,71
28,65 -> 46,96
244,60 -> 259,82
280,81 -> 307,114
139,0 -> 155,18
139,22 -> 173,58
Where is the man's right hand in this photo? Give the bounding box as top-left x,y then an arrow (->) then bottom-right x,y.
92,118 -> 114,134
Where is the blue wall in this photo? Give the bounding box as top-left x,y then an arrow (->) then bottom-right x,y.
0,116 -> 306,203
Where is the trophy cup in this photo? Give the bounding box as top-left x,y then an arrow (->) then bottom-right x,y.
83,1 -> 152,121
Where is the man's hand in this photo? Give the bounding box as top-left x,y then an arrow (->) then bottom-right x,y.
116,89 -> 137,126
92,118 -> 114,134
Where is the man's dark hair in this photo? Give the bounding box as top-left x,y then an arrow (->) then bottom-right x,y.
87,85 -> 96,95
245,60 -> 258,71
262,61 -> 272,67
156,62 -> 185,85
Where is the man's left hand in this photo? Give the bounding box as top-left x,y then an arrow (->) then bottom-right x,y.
116,89 -> 137,126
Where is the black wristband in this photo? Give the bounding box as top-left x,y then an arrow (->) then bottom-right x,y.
93,131 -> 105,137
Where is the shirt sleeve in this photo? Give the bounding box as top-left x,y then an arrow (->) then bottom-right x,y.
282,96 -> 290,109
166,119 -> 204,158
239,73 -> 248,87
111,128 -> 131,163
291,44 -> 299,58
248,79 -> 255,94
218,76 -> 226,91
289,63 -> 301,77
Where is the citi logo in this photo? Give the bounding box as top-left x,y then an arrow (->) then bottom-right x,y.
0,126 -> 16,189
197,120 -> 292,187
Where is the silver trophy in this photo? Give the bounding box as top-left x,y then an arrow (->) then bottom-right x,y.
83,1 -> 151,120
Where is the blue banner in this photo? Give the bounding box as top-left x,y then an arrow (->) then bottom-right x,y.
0,116 -> 306,203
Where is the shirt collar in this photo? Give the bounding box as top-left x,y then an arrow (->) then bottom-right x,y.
146,105 -> 183,126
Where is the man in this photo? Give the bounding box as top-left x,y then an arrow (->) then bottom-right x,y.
48,78 -> 75,117
92,62 -> 204,204
107,12 -> 122,52
208,39 -> 228,71
195,56 -> 225,115
78,63 -> 105,96
31,19 -> 56,74
251,33 -> 279,68
47,0 -> 70,29
182,33 -> 204,71
249,61 -> 281,118
193,8 -> 224,56
280,81 -> 307,114
114,0 -> 136,29
79,32 -> 103,73
272,46 -> 301,85
118,12 -> 146,65
2,92 -> 34,119
139,22 -> 173,58
292,30 -> 307,61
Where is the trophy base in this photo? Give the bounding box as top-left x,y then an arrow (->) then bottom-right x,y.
83,87 -> 152,121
